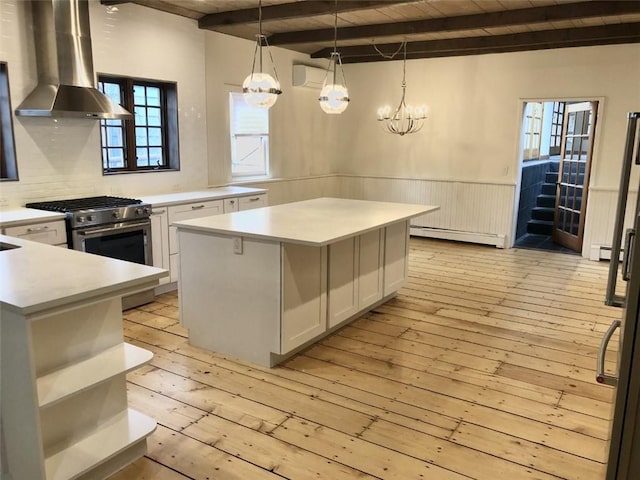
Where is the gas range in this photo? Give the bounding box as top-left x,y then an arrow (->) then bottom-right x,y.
26,196 -> 151,229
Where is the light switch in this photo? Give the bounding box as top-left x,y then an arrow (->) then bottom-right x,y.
233,236 -> 243,254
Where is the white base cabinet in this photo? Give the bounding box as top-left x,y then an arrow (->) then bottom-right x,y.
178,220 -> 411,367
2,219 -> 67,247
148,192 -> 268,287
1,297 -> 156,480
150,208 -> 170,285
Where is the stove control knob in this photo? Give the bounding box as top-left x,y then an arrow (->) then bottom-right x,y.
86,215 -> 94,222
143,207 -> 150,215
135,207 -> 143,215
77,216 -> 85,223
112,211 -> 120,219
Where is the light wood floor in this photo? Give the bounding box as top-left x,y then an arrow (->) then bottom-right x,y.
111,238 -> 619,480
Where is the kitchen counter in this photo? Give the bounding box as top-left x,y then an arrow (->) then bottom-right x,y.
1,235 -> 167,480
0,234 -> 167,316
0,208 -> 65,228
173,197 -> 438,246
139,186 -> 266,207
176,198 -> 438,367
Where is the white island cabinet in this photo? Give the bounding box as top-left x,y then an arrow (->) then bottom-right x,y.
174,198 -> 438,367
140,187 -> 267,287
0,235 -> 168,480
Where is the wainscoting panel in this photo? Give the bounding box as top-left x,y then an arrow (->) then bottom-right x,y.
233,175 -> 339,206
337,176 -> 516,248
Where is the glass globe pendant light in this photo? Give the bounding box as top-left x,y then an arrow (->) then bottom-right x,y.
243,0 -> 282,109
319,0 -> 349,114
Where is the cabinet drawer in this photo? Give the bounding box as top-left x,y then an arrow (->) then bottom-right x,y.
168,200 -> 223,254
239,194 -> 267,211
4,220 -> 67,245
224,198 -> 240,213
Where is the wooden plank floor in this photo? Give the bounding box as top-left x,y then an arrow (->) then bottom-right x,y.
111,238 -> 619,480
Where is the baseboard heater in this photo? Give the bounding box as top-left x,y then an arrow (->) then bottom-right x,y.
591,244 -> 623,261
410,226 -> 506,249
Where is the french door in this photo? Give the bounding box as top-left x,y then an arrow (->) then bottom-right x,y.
552,101 -> 598,252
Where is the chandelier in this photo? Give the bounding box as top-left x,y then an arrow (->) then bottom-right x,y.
376,42 -> 426,135
242,0 -> 282,109
318,0 -> 349,114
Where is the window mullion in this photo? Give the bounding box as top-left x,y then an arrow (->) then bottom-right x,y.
124,78 -> 136,171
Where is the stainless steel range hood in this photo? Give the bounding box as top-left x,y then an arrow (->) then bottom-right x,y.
15,0 -> 131,120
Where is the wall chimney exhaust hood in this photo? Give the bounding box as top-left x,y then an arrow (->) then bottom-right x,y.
15,0 -> 131,120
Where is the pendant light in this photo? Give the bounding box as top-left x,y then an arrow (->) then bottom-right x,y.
243,0 -> 282,109
318,0 -> 349,114
376,42 -> 426,135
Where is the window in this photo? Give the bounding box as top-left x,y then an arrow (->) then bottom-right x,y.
549,101 -> 565,156
229,92 -> 269,178
522,102 -> 543,161
98,75 -> 179,174
1,62 -> 18,181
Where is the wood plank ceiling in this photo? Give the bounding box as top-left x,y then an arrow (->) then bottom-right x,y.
103,0 -> 640,62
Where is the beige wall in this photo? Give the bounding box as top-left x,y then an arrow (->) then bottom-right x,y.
203,31 -> 338,186
337,44 -> 640,188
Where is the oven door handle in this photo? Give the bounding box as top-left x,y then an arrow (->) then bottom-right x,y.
75,220 -> 151,237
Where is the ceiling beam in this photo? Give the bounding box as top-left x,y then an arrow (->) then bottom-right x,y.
198,1 -> 411,30
270,1 -> 640,45
309,23 -> 640,63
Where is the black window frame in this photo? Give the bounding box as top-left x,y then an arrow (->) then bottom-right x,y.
1,62 -> 18,181
98,74 -> 179,174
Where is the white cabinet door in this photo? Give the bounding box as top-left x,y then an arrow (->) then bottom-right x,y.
384,220 -> 409,296
358,229 -> 384,306
168,200 -> 223,255
4,220 -> 67,246
150,209 -> 170,285
239,194 -> 267,211
281,243 -> 327,354
328,237 -> 359,328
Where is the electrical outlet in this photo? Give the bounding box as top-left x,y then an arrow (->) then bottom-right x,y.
233,236 -> 243,255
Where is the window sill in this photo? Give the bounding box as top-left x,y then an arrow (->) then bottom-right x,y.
103,168 -> 180,176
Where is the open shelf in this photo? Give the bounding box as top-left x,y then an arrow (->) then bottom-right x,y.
37,343 -> 153,408
44,408 -> 156,480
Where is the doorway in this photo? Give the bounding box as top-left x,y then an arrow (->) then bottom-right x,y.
514,100 -> 598,254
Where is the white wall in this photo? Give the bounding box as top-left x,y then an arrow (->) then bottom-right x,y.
0,0 -> 208,207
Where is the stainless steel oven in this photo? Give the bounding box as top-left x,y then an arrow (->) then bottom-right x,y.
26,196 -> 155,308
72,219 -> 152,266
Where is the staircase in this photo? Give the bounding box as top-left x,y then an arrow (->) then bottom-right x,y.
526,162 -> 559,236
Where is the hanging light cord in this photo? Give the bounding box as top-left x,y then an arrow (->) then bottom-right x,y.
333,0 -> 338,54
249,0 -> 280,83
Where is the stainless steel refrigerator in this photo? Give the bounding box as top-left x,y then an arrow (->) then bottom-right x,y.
598,111 -> 640,479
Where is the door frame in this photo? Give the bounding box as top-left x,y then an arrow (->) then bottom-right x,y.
510,96 -> 605,256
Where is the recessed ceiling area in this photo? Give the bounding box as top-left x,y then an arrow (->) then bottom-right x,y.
101,0 -> 640,62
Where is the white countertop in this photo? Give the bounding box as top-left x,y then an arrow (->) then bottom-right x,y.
0,235 -> 168,316
139,186 -> 267,207
0,208 -> 66,228
173,197 -> 439,246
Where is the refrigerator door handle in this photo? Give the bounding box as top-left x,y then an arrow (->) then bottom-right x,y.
596,319 -> 621,386
622,228 -> 636,282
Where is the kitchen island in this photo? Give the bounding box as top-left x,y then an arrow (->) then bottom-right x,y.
174,197 -> 438,367
0,235 -> 167,480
